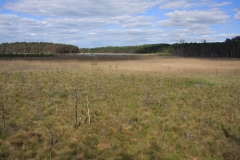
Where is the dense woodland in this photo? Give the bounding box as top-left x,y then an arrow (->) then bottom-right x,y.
0,42 -> 80,54
172,36 -> 240,58
80,44 -> 172,54
0,36 -> 239,58
81,36 -> 240,58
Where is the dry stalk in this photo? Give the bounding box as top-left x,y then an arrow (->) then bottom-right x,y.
143,86 -> 150,107
104,82 -> 107,100
74,89 -> 78,129
4,72 -> 8,84
86,95 -> 91,125
20,73 -> 24,84
185,130 -> 189,140
0,88 -> 5,134
237,147 -> 240,160
161,125 -> 165,142
48,129 -> 54,160
1,103 -> 5,134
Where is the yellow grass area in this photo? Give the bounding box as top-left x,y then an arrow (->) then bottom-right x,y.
1,56 -> 240,74
0,56 -> 240,159
97,56 -> 240,75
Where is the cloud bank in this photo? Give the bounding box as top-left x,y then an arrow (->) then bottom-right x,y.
0,0 -> 239,47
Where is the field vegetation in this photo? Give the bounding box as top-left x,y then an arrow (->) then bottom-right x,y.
0,56 -> 240,159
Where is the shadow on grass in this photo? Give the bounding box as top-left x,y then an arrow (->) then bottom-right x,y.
222,125 -> 240,147
230,135 -> 240,147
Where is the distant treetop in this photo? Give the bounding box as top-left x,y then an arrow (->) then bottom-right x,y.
0,42 -> 80,54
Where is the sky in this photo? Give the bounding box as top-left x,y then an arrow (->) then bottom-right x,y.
0,0 -> 239,48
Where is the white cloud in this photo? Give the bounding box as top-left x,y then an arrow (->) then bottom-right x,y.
187,25 -> 213,35
212,34 -> 240,42
0,0 -> 238,47
159,1 -> 193,10
0,13 -> 161,47
4,0 -> 155,17
115,16 -> 154,28
158,0 -> 232,10
157,9 -> 229,27
235,11 -> 240,20
42,15 -> 154,31
209,2 -> 232,7
67,29 -> 166,47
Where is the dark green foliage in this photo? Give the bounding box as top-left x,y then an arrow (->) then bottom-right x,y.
172,36 -> 240,58
80,44 -> 172,54
0,42 -> 80,55
0,53 -> 56,57
81,36 -> 240,58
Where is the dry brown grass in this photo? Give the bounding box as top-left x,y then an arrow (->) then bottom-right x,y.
0,56 -> 240,159
1,56 -> 239,74
97,56 -> 240,73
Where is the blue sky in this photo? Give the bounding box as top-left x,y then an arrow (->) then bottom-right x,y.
0,0 -> 239,48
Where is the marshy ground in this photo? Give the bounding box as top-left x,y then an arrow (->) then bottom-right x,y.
0,55 -> 240,159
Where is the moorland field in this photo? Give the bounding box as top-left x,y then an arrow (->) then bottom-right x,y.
0,55 -> 240,159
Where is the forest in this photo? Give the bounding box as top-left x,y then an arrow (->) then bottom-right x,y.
81,36 -> 240,58
0,36 -> 239,58
172,36 -> 240,58
0,42 -> 80,55
80,44 -> 172,54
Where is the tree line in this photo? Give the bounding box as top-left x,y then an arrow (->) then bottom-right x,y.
0,42 -> 80,54
172,36 -> 240,58
1,36 -> 239,58
81,36 -> 240,58
80,44 -> 171,54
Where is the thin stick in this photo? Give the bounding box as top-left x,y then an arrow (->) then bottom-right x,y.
161,125 -> 165,142
86,95 -> 90,125
1,104 -> 5,134
74,89 -> 78,128
0,88 -> 5,134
